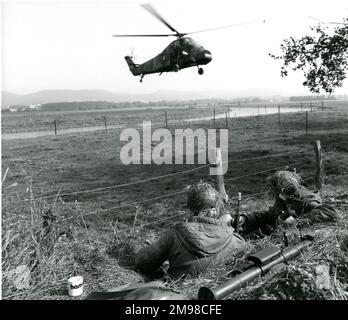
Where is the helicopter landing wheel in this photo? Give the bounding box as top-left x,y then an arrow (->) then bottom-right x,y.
173,64 -> 180,72
140,74 -> 144,83
198,67 -> 204,75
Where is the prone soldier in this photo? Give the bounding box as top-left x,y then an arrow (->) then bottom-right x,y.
238,170 -> 340,234
135,182 -> 246,279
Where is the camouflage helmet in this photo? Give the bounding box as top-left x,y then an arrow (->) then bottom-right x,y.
266,170 -> 301,200
187,182 -> 223,215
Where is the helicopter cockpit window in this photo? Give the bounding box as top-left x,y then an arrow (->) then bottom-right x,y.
191,38 -> 204,47
180,38 -> 198,51
179,38 -> 188,46
185,38 -> 205,49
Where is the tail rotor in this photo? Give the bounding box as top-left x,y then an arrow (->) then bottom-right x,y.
129,47 -> 138,61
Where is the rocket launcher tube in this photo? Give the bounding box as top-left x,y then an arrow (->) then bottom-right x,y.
198,235 -> 314,300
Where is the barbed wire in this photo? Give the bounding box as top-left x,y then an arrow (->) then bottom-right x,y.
61,187 -> 275,223
324,163 -> 348,174
73,190 -> 272,239
2,148 -> 317,232
227,150 -> 309,163
3,164 -> 210,204
58,160 -> 310,221
225,160 -> 309,182
326,158 -> 348,168
59,189 -> 188,222
326,173 -> 348,183
302,164 -> 348,182
3,149 -> 311,204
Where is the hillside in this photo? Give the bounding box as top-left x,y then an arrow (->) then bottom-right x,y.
1,89 -> 287,106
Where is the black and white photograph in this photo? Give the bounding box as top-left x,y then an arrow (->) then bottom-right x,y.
1,0 -> 348,306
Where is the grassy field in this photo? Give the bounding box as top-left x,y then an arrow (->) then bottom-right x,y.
2,104 -> 221,134
1,99 -> 337,134
1,100 -> 348,300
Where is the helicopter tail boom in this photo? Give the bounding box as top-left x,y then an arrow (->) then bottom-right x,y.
124,56 -> 141,75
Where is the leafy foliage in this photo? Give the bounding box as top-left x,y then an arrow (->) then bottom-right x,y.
270,19 -> 348,94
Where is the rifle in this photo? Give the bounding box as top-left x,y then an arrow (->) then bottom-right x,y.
198,235 -> 314,300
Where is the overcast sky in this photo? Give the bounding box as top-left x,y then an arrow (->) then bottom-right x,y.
2,0 -> 348,95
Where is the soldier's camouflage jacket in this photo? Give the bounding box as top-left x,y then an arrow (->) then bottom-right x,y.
241,185 -> 339,233
135,216 -> 246,278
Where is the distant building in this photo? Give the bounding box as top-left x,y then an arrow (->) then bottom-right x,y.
28,104 -> 42,110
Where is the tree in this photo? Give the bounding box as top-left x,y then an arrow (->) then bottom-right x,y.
270,18 -> 348,94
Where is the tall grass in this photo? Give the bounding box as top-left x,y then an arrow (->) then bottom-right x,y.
2,180 -> 347,300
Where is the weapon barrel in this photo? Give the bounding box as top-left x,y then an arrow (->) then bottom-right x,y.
233,193 -> 241,232
282,237 -> 313,261
198,237 -> 313,300
259,237 -> 313,274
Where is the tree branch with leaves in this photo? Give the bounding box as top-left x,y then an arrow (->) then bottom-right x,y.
270,18 -> 348,94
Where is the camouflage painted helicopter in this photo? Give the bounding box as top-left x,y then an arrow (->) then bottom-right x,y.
113,4 -> 262,82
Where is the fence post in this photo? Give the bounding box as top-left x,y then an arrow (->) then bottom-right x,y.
321,101 -> 324,109
54,120 -> 57,135
264,105 -> 267,114
225,112 -> 228,128
213,109 -> 216,126
258,104 -> 260,115
301,102 -> 303,112
210,148 -> 228,203
2,167 -> 9,185
313,140 -> 323,190
305,111 -> 308,134
278,104 -> 280,125
310,102 -> 313,112
165,111 -> 168,128
103,116 -> 108,132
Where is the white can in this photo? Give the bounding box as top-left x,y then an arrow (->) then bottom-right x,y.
68,276 -> 84,297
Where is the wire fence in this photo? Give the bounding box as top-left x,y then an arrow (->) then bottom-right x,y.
60,159 -> 310,223
3,101 -> 348,139
2,145 -> 317,230
3,149 -> 310,205
71,160 -> 347,242
3,145 -> 346,214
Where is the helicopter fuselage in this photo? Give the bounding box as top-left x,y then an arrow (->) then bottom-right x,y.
116,3 -> 260,82
124,37 -> 212,80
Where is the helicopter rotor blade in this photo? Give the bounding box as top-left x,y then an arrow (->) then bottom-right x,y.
141,3 -> 181,35
112,33 -> 178,37
186,20 -> 265,35
327,21 -> 348,25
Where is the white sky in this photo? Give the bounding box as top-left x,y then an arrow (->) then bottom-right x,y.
1,0 -> 348,95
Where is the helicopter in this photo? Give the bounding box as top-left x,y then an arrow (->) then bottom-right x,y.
113,4 -> 263,82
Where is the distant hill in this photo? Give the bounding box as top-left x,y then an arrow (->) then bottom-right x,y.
1,90 -> 131,105
2,91 -> 23,105
1,88 -> 286,106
